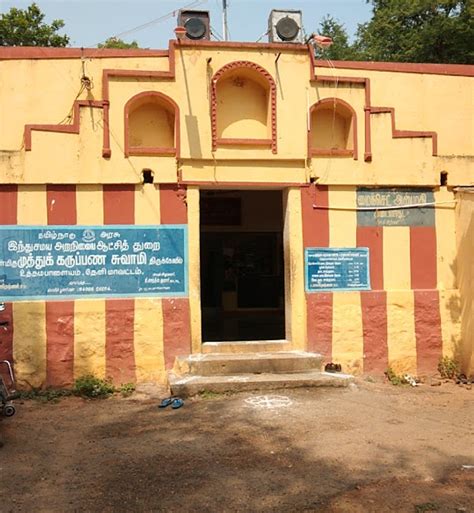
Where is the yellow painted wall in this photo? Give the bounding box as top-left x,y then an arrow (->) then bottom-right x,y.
74,186 -> 106,380
12,186 -> 47,387
133,184 -> 166,382
0,43 -> 472,383
129,103 -> 174,148
455,191 -> 474,374
217,72 -> 269,139
1,45 -> 471,186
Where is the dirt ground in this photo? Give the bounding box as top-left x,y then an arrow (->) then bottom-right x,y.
0,380 -> 473,513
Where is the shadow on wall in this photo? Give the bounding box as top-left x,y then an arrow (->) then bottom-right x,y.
455,192 -> 474,375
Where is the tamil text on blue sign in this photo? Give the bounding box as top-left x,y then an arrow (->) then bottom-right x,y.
305,248 -> 370,292
357,188 -> 435,227
0,225 -> 188,301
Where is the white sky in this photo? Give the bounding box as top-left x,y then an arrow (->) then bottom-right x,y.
0,0 -> 372,48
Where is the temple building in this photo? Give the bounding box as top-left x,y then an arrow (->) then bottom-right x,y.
0,10 -> 473,389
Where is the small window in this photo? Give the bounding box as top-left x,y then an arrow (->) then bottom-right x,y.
124,92 -> 178,157
309,98 -> 357,159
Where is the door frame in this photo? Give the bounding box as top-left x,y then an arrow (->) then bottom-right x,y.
187,186 -> 307,353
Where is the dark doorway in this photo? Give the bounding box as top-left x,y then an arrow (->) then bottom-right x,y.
200,190 -> 285,342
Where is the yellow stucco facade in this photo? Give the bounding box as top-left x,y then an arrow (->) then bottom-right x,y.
0,41 -> 473,387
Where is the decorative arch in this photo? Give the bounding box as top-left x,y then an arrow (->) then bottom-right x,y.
211,61 -> 277,154
124,91 -> 180,157
308,98 -> 358,160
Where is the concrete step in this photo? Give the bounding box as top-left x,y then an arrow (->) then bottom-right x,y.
174,351 -> 324,376
168,370 -> 354,397
202,340 -> 291,354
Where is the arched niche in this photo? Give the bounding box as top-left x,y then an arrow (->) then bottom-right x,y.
309,98 -> 357,159
211,61 -> 277,153
124,91 -> 179,157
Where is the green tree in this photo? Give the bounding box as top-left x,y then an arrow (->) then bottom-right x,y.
354,0 -> 473,64
98,37 -> 139,49
314,15 -> 358,61
0,3 -> 69,47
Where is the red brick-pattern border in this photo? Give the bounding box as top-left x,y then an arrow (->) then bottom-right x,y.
210,60 -> 277,154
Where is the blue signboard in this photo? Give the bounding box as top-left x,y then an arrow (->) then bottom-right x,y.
305,248 -> 370,292
0,225 -> 188,301
357,188 -> 435,227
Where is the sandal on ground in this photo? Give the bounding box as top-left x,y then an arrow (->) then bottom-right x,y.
158,397 -> 174,408
171,398 -> 184,409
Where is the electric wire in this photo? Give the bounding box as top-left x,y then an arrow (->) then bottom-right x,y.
312,200 -> 458,211
90,0 -> 208,48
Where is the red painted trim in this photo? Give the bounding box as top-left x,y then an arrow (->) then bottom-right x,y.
0,185 -> 18,224
123,91 -> 180,158
308,97 -> 358,161
414,290 -> 443,375
162,298 -> 192,369
302,184 -> 330,247
210,61 -> 278,154
215,138 -> 272,147
45,302 -> 75,387
178,39 -> 308,52
360,291 -> 388,374
46,185 -> 77,225
308,52 -> 439,162
103,185 -> 135,225
410,226 -> 438,289
370,107 -> 437,156
100,42 -> 177,157
102,63 -> 175,103
102,101 -> 111,158
159,184 -> 187,224
21,39 -> 444,164
24,100 -> 105,151
0,186 -> 17,365
0,47 -> 169,60
103,185 -> 136,383
356,226 -> 383,290
364,108 -> 372,161
5,44 -> 471,76
314,59 -> 474,77
159,184 -> 191,365
44,186 -> 76,386
301,184 -> 333,359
